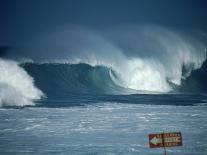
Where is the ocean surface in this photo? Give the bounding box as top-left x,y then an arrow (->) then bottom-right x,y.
0,94 -> 207,155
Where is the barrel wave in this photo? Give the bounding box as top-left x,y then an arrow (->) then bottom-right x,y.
21,62 -> 127,98
20,61 -> 207,107
20,60 -> 207,98
0,25 -> 207,107
0,59 -> 207,107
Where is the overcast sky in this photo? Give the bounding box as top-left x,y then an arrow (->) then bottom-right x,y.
0,0 -> 207,47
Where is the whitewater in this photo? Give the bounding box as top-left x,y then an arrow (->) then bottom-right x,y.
0,26 -> 207,106
0,25 -> 207,155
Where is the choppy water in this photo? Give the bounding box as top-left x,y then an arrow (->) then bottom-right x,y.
0,102 -> 207,155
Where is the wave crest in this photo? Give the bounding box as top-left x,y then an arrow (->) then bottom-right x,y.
0,59 -> 44,107
2,25 -> 207,95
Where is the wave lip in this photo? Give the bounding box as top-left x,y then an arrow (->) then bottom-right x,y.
0,59 -> 44,107
21,60 -> 207,102
1,26 -> 207,107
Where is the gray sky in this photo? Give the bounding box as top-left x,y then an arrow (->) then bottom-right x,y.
0,0 -> 207,54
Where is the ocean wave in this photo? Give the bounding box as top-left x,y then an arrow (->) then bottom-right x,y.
0,59 -> 44,107
1,25 -> 207,107
0,59 -> 207,107
16,25 -> 206,92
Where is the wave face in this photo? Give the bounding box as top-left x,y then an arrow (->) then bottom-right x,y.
1,25 -> 207,106
0,59 -> 207,107
21,63 -> 130,99
21,61 -> 207,99
0,59 -> 44,107
7,25 -> 205,92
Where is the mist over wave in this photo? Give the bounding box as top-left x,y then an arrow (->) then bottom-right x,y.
0,59 -> 44,107
11,25 -> 206,91
1,25 -> 207,106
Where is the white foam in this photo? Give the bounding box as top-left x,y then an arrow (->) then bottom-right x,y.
76,26 -> 206,92
16,25 -> 207,92
0,59 -> 44,107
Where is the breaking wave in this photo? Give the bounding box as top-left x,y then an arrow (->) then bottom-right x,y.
0,25 -> 207,107
21,58 -> 207,98
0,59 -> 44,107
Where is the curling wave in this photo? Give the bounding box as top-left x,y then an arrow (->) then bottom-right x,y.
1,25 -> 207,107
20,60 -> 207,99
14,25 -> 206,92
0,58 -> 207,107
21,62 -> 130,98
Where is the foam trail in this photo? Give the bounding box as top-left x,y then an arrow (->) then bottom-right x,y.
0,59 -> 44,107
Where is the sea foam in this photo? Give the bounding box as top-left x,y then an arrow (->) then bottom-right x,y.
0,59 -> 44,107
